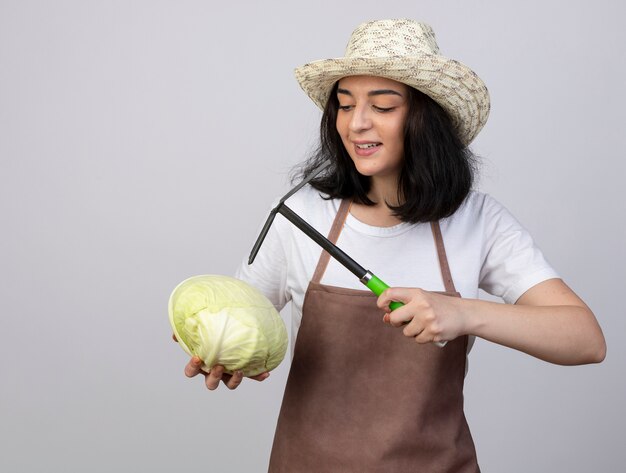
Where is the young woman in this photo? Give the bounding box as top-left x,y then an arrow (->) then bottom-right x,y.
180,19 -> 606,471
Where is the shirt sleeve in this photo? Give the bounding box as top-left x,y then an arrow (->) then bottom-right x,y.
234,205 -> 291,313
478,195 -> 560,303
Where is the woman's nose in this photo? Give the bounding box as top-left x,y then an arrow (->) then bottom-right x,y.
349,105 -> 372,132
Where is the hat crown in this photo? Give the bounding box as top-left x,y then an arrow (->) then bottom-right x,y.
345,19 -> 440,59
294,18 -> 490,145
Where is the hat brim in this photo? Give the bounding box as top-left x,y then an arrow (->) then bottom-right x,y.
295,54 -> 490,145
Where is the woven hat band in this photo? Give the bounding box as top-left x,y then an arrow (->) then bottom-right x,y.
345,20 -> 440,59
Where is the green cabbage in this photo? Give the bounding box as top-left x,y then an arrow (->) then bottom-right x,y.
168,275 -> 288,377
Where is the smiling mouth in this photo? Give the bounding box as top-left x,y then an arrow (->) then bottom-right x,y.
355,143 -> 381,149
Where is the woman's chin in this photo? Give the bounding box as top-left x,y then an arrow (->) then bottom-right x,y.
351,160 -> 379,176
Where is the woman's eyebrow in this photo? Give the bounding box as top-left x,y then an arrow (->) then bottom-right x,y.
337,88 -> 403,97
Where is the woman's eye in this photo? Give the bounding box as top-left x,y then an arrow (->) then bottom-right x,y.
337,104 -> 395,112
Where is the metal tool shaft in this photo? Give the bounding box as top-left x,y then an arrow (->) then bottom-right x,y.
277,204 -> 366,279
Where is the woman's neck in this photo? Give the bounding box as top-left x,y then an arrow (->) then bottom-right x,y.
350,175 -> 403,227
368,174 -> 401,206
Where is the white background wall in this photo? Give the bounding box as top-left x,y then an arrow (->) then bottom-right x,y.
1,1 -> 624,471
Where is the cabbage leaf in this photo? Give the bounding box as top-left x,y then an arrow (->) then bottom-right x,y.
169,275 -> 287,377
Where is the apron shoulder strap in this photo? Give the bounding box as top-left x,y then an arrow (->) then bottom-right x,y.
311,201 -> 457,294
311,199 -> 351,284
430,221 -> 457,294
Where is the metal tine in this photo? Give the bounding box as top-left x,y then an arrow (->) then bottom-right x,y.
278,159 -> 331,204
248,160 -> 330,265
248,209 -> 278,265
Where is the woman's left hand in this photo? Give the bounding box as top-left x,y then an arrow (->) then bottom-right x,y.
377,288 -> 468,344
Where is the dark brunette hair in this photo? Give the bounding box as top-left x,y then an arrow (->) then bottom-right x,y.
293,82 -> 477,223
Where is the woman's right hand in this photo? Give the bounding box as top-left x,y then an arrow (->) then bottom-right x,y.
173,334 -> 270,390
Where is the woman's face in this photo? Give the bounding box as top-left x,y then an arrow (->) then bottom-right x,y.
335,75 -> 409,181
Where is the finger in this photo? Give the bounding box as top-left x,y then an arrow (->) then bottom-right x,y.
414,324 -> 443,344
224,370 -> 244,390
205,365 -> 224,391
414,332 -> 436,344
386,305 -> 414,328
402,318 -> 425,338
184,356 -> 203,378
377,288 -> 405,310
382,312 -> 403,326
250,372 -> 270,382
378,287 -> 423,309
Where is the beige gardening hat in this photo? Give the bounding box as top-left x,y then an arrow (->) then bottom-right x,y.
295,19 -> 490,145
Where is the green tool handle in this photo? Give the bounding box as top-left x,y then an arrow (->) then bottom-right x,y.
364,272 -> 447,347
363,273 -> 404,311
